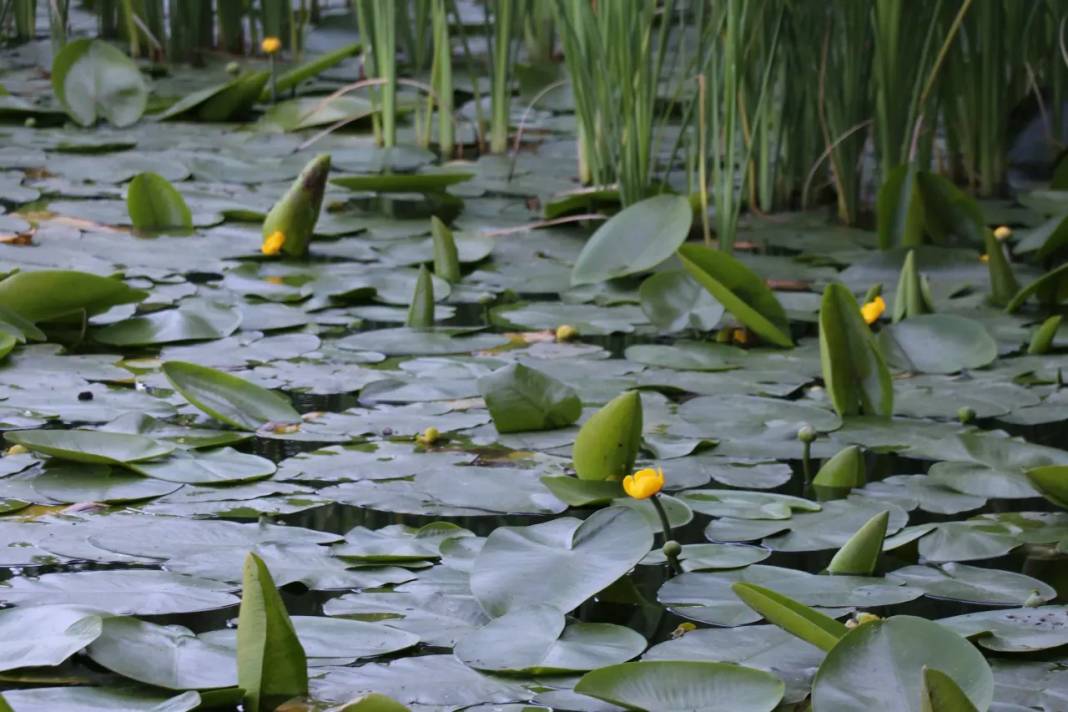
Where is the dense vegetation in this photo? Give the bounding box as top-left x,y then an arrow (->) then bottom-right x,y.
0,1 -> 1066,710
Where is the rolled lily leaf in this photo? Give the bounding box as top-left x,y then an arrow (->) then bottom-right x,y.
158,71 -> 270,122
921,666 -> 979,712
1028,315 -> 1062,355
813,445 -> 866,497
262,153 -> 331,258
1025,465 -> 1068,510
731,582 -> 848,652
1005,262 -> 1068,313
573,391 -> 642,481
984,229 -> 1018,308
818,284 -> 893,417
405,265 -> 435,328
826,510 -> 889,576
893,250 -> 935,322
237,552 -> 308,712
676,244 -> 793,348
430,216 -> 461,282
126,172 -> 193,232
877,163 -> 925,250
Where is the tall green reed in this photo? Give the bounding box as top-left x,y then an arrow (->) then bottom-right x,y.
488,0 -> 515,154
353,0 -> 397,147
552,0 -> 674,206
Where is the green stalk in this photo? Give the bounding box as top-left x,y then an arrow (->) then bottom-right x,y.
13,0 -> 35,41
217,0 -> 246,54
489,0 -> 514,154
431,0 -> 454,157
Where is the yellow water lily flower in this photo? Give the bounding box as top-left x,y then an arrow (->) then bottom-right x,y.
860,295 -> 885,325
622,467 -> 664,500
731,327 -> 751,345
261,36 -> 282,54
262,230 -> 285,256
979,253 -> 989,263
555,324 -> 577,342
417,426 -> 440,446
994,225 -> 1012,241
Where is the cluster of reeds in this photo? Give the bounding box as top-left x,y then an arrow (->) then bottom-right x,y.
7,0 -> 1067,250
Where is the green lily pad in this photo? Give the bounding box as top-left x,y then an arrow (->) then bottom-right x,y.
5,429 -> 174,465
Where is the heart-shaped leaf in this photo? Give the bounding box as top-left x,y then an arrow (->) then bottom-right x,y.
52,39 -> 147,127
470,506 -> 653,617
479,363 -> 582,433
126,172 -> 193,232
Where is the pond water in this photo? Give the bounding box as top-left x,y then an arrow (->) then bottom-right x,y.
1,12 -> 1068,712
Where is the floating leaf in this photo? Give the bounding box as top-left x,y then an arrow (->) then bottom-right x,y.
921,666 -> 979,712
126,172 -> 193,232
479,363 -> 581,433
5,429 -> 174,465
470,507 -> 653,617
572,391 -> 642,481
94,300 -> 241,346
454,604 -> 645,674
331,172 -> 473,193
237,552 -> 308,712
52,39 -> 147,127
810,616 -> 993,712
161,361 -> 300,431
819,283 -> 893,417
0,605 -> 103,672
1027,465 -> 1068,509
574,660 -> 785,712
571,194 -> 693,286
638,270 -> 725,332
878,314 -> 997,374
676,244 -> 792,347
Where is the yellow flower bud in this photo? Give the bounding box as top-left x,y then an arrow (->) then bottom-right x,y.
622,467 -> 665,500
979,253 -> 989,263
5,444 -> 27,456
860,295 -> 886,325
417,426 -> 439,446
994,225 -> 1012,241
262,230 -> 286,256
845,611 -> 881,628
261,37 -> 282,55
731,327 -> 751,345
555,324 -> 577,342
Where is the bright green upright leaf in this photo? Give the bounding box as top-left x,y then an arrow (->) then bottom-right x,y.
237,552 -> 308,712
984,230 -> 1018,307
915,172 -> 987,247
52,39 -> 147,127
877,163 -> 924,250
1028,315 -> 1062,355
161,361 -> 300,431
921,666 -> 979,712
818,284 -> 893,417
405,265 -> 435,328
826,510 -> 889,575
1005,262 -> 1068,313
676,244 -> 792,347
127,172 -> 193,232
262,153 -> 331,257
573,391 -> 642,481
731,582 -> 848,652
813,445 -> 866,493
430,216 -> 461,282
571,194 -> 693,285
0,270 -> 146,323
892,250 -> 934,322
479,363 -> 581,433
1026,465 -> 1068,510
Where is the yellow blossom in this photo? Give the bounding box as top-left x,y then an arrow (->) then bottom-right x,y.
261,36 -> 282,55
994,225 -> 1012,241
262,230 -> 285,256
5,445 -> 27,456
622,467 -> 664,500
417,426 -> 440,446
555,324 -> 577,342
979,253 -> 989,263
731,327 -> 750,345
845,612 -> 881,629
860,295 -> 885,325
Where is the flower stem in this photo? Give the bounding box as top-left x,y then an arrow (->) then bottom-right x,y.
801,439 -> 812,488
650,494 -> 680,576
269,55 -> 278,104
